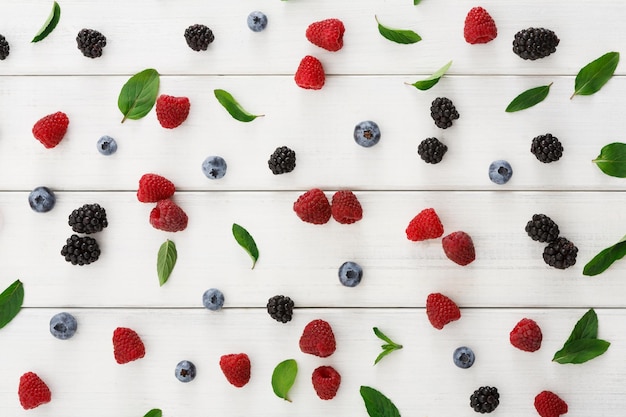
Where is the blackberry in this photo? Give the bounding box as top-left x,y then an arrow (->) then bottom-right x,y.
543,237 -> 578,269
513,27 -> 559,60
418,137 -> 448,164
61,234 -> 101,265
0,34 -> 9,60
184,24 -> 214,51
268,146 -> 296,175
267,295 -> 294,323
531,133 -> 563,163
68,203 -> 108,234
76,29 -> 107,58
525,214 -> 560,243
470,386 -> 500,413
430,97 -> 459,129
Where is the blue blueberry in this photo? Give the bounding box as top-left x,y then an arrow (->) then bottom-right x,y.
202,156 -> 227,179
354,121 -> 381,148
202,288 -> 225,311
488,160 -> 513,185
175,360 -> 197,382
28,186 -> 56,213
49,312 -> 77,340
338,261 -> 363,287
97,135 -> 118,155
247,11 -> 268,32
453,346 -> 475,369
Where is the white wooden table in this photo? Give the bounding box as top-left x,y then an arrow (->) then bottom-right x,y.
1,1 -> 625,415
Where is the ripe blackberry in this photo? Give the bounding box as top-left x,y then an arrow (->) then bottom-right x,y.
525,214 -> 560,243
267,295 -> 294,323
268,146 -> 296,175
470,386 -> 500,413
543,237 -> 578,269
531,133 -> 563,163
0,34 -> 9,60
68,203 -> 108,234
430,97 -> 459,129
418,137 -> 448,164
184,24 -> 214,51
61,234 -> 101,265
76,29 -> 107,58
513,27 -> 559,60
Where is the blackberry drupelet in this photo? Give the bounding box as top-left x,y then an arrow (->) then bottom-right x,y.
267,295 -> 294,323
0,34 -> 9,60
418,137 -> 448,164
184,24 -> 215,51
470,386 -> 500,413
68,203 -> 108,234
513,27 -> 559,60
76,29 -> 107,58
531,133 -> 563,163
268,146 -> 296,174
543,237 -> 578,269
61,234 -> 101,265
525,214 -> 560,243
430,97 -> 459,129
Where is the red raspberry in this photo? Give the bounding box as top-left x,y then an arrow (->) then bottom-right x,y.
299,319 -> 336,357
510,318 -> 543,352
18,372 -> 51,410
305,18 -> 345,52
156,94 -> 190,129
112,327 -> 145,364
137,173 -> 176,203
219,353 -> 251,388
426,293 -> 461,330
405,208 -> 444,241
442,231 -> 476,266
534,390 -> 568,417
294,55 -> 325,90
149,198 -> 188,232
331,190 -> 363,224
463,7 -> 497,44
32,111 -> 69,149
311,366 -> 341,400
293,188 -> 331,224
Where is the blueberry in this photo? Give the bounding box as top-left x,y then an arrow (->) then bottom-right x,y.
338,261 -> 363,287
28,186 -> 56,213
202,288 -> 225,311
354,121 -> 381,148
49,312 -> 77,340
97,135 -> 118,155
175,360 -> 197,382
453,346 -> 475,369
247,11 -> 268,32
488,160 -> 513,185
202,156 -> 227,179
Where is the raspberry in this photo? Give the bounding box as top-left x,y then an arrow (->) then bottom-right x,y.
76,28 -> 106,58
534,391 -> 568,417
426,293 -> 461,329
18,372 -> 51,410
442,231 -> 475,266
331,190 -> 363,224
311,366 -> 341,400
156,95 -> 190,129
112,327 -> 145,364
32,111 -> 69,149
405,208 -> 444,241
463,7 -> 497,44
293,188 -> 331,225
219,353 -> 251,388
294,55 -> 325,90
509,318 -> 543,352
137,173 -> 176,203
305,18 -> 345,52
184,24 -> 214,51
149,199 -> 189,232
299,319 -> 336,357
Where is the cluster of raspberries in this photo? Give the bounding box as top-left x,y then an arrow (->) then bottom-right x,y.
293,188 -> 363,225
137,173 -> 188,232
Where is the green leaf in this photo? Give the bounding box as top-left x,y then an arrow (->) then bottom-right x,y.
375,16 -> 421,44
552,338 -> 610,364
0,279 -> 24,329
143,409 -> 162,417
214,89 -> 263,122
31,1 -> 61,43
360,386 -> 402,417
505,82 -> 552,112
271,359 -> 297,402
571,51 -> 619,99
584,235 -> 626,276
232,223 -> 259,269
157,240 -> 177,286
118,68 -> 160,123
565,308 -> 598,344
413,0 -> 421,4
592,142 -> 626,178
373,327 -> 403,365
407,61 -> 452,91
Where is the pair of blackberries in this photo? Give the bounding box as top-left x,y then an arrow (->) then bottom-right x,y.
61,203 -> 108,265
525,214 -> 578,269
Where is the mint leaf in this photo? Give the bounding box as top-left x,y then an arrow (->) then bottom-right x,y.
143,409 -> 162,417
360,386 -> 401,417
232,223 -> 259,269
214,89 -> 263,122
271,359 -> 297,402
552,338 -> 610,364
0,279 -> 24,329
413,0 -> 421,4
373,327 -> 403,365
592,142 -> 626,178
565,308 -> 598,343
505,83 -> 552,112
157,240 -> 177,286
571,51 -> 619,99
32,1 -> 61,43
407,61 -> 452,91
375,16 -> 421,44
584,235 -> 626,276
118,68 -> 160,123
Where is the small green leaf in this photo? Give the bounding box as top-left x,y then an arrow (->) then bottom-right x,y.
31,1 -> 61,43
407,61 -> 452,91
373,327 -> 394,344
0,279 -> 24,329
565,308 -> 598,344
360,386 -> 402,417
413,0 -> 421,4
583,235 -> 626,276
232,223 -> 259,269
372,327 -> 403,365
592,142 -> 626,178
375,16 -> 421,44
571,51 -> 619,99
214,89 -> 263,122
157,240 -> 177,286
143,409 -> 162,417
271,359 -> 297,402
505,82 -> 552,112
118,68 -> 160,123
552,338 -> 610,364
